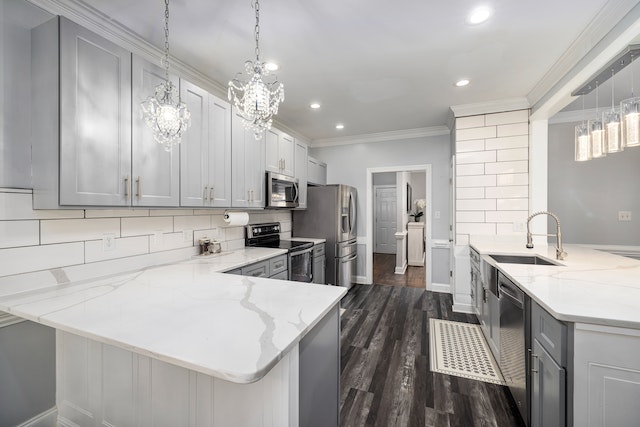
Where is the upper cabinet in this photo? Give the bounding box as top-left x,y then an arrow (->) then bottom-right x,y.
265,127 -> 294,177
132,57 -> 180,207
294,141 -> 308,209
179,81 -> 232,207
232,108 -> 265,208
33,16 -> 132,208
307,156 -> 327,186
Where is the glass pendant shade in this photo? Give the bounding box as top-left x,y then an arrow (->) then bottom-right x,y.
621,97 -> 640,147
603,109 -> 623,153
588,118 -> 607,158
575,123 -> 592,161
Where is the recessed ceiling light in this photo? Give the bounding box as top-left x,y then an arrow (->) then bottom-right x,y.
455,79 -> 470,87
466,7 -> 492,25
335,124 -> 344,130
265,62 -> 279,71
310,102 -> 321,109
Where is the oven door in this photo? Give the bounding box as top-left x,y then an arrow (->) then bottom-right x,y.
289,247 -> 313,283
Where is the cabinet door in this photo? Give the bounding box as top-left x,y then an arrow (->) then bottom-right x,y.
247,132 -> 266,207
179,80 -> 209,207
318,162 -> 327,185
59,17 -> 131,206
265,128 -> 280,174
294,141 -> 308,208
279,132 -> 295,177
131,56 -> 180,206
313,256 -> 325,284
232,109 -> 265,208
531,339 -> 566,427
208,94 -> 232,207
307,157 -> 318,185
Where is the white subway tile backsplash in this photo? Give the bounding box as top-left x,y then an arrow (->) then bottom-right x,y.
150,209 -> 194,217
174,215 -> 211,232
456,234 -> 470,245
121,216 -> 173,237
485,210 -> 528,223
0,193 -> 84,220
456,199 -> 496,211
497,224 -> 524,235
456,139 -> 485,153
497,148 -> 529,162
41,218 -> 121,244
456,211 -> 485,223
485,160 -> 528,175
457,164 -> 485,176
225,226 -> 245,240
485,110 -> 528,126
457,223 -> 496,235
457,151 -> 496,165
457,175 -> 497,188
0,242 -> 84,277
227,239 -> 245,251
456,187 -> 485,199
149,232 -> 192,253
85,236 -> 149,263
0,221 -> 39,248
497,198 -> 529,211
456,126 -> 496,141
485,135 -> 528,150
497,122 -> 528,137
456,115 -> 485,130
485,186 -> 528,199
85,209 -> 149,218
497,173 -> 529,186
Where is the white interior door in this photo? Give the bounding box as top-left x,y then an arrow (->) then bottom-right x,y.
374,186 -> 397,254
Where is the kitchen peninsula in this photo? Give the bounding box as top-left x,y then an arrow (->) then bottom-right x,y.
0,248 -> 346,426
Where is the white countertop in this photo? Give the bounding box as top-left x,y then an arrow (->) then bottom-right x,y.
288,237 -> 327,245
0,247 -> 346,384
469,240 -> 640,329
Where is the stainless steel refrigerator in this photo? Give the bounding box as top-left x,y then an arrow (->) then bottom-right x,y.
293,185 -> 357,289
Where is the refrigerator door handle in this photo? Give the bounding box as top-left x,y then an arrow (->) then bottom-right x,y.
348,192 -> 355,235
342,253 -> 358,263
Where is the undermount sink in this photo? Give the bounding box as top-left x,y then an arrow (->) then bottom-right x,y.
488,254 -> 562,266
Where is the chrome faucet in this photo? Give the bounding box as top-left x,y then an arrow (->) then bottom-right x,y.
526,211 -> 567,260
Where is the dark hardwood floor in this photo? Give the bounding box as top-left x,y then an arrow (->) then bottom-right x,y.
373,253 -> 425,288
340,284 -> 524,427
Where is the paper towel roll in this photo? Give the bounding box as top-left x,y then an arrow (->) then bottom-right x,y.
223,211 -> 249,226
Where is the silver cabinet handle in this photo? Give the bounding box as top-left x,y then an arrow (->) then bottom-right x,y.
204,186 -> 209,201
124,175 -> 130,199
136,176 -> 141,198
209,186 -> 214,202
529,349 -> 539,374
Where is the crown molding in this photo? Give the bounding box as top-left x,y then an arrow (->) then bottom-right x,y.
449,98 -> 530,118
26,0 -> 229,99
310,126 -> 450,148
527,0 -> 640,108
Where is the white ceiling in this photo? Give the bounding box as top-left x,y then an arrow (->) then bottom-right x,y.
79,0 -> 615,140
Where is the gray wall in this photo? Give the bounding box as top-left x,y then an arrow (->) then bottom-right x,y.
411,171 -> 426,200
548,122 -> 640,245
372,172 -> 396,186
311,134 -> 451,240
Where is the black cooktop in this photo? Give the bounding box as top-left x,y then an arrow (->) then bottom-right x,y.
245,222 -> 313,252
250,239 -> 313,251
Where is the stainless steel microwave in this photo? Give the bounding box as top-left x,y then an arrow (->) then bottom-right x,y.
266,172 -> 299,208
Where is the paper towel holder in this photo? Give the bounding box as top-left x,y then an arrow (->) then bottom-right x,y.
223,210 -> 250,226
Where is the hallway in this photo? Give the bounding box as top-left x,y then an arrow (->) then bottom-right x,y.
373,253 -> 425,288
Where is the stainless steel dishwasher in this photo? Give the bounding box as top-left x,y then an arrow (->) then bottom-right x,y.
499,271 -> 530,426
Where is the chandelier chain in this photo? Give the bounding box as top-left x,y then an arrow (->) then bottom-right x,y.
254,0 -> 260,62
164,0 -> 170,83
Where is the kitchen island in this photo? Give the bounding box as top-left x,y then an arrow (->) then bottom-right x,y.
0,248 -> 346,426
469,239 -> 640,427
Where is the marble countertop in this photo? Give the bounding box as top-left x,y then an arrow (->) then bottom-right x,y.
288,237 -> 327,245
469,239 -> 640,329
0,247 -> 346,384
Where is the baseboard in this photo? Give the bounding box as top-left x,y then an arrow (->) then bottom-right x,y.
16,407 -> 57,427
429,282 -> 451,293
452,302 -> 474,314
394,262 -> 407,275
354,275 -> 370,285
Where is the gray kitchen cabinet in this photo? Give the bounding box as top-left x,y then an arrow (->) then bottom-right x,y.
308,156 -> 327,186
32,16 -> 132,208
242,260 -> 269,278
131,56 -> 180,206
270,270 -> 288,280
231,107 -> 265,208
265,127 -> 295,177
531,338 -> 566,427
226,254 -> 288,279
294,140 -> 308,209
179,80 -> 231,207
312,243 -> 326,284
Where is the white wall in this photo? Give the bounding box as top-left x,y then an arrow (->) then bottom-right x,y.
548,121 -> 640,245
372,172 -> 396,186
411,171 -> 426,200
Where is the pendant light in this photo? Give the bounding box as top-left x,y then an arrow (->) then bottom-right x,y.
228,0 -> 284,140
141,0 -> 191,151
589,81 -> 606,158
620,53 -> 640,147
603,68 -> 623,153
575,96 -> 592,161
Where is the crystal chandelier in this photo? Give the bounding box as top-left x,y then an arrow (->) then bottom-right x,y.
141,0 -> 191,151
228,0 -> 284,140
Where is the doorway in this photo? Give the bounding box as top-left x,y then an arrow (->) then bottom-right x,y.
374,185 -> 397,254
366,165 -> 432,289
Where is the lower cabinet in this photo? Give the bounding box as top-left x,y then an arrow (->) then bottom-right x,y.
312,243 -> 326,285
225,254 -> 288,280
531,338 -> 565,427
